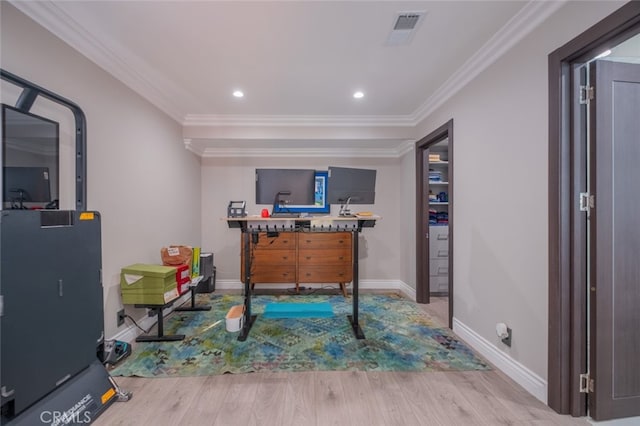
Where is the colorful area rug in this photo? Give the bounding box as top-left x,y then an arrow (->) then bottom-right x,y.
110,293 -> 490,377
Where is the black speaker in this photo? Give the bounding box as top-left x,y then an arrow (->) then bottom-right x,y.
200,252 -> 214,279
196,253 -> 215,293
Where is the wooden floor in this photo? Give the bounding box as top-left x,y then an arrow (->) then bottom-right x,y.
95,293 -> 588,426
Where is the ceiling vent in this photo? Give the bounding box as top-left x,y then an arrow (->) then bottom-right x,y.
386,11 -> 426,46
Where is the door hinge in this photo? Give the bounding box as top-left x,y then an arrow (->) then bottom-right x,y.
580,373 -> 594,393
580,85 -> 594,104
0,295 -> 3,317
579,192 -> 595,212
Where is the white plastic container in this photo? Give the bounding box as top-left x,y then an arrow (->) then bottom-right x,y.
225,305 -> 245,332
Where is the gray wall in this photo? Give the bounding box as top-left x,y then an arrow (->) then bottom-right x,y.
1,3 -> 202,338
406,0 -> 626,383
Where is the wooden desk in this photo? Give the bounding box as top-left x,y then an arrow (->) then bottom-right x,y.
241,231 -> 352,296
226,215 -> 379,341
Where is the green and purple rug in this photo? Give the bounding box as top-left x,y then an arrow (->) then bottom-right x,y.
110,293 -> 489,377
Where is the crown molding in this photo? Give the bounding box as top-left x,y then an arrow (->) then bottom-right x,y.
411,0 -> 567,123
182,114 -> 416,128
12,0 -> 564,132
9,0 -> 185,123
184,139 -> 415,158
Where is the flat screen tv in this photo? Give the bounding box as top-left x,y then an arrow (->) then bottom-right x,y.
2,104 -> 59,209
327,166 -> 376,215
255,168 -> 316,209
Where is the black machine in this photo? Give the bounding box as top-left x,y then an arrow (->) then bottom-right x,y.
1,69 -> 128,425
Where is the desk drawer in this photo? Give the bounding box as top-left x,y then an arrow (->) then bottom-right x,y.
252,249 -> 295,265
430,276 -> 449,293
298,248 -> 351,265
249,266 -> 296,283
429,259 -> 449,277
298,233 -> 351,249
429,225 -> 449,240
429,246 -> 449,259
429,225 -> 448,258
298,266 -> 352,283
251,232 -> 295,249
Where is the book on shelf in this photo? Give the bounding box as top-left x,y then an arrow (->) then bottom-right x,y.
191,247 -> 201,278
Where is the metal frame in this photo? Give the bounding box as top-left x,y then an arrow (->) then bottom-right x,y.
1,68 -> 87,211
228,218 -> 375,341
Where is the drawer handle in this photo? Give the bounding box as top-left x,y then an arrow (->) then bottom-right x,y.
438,267 -> 448,274
283,240 -> 289,244
438,251 -> 448,257
283,273 -> 289,277
338,256 -> 344,260
306,273 -> 312,277
306,256 -> 311,260
338,273 -> 344,277
306,239 -> 311,243
338,240 -> 345,244
437,235 -> 448,240
282,256 -> 288,260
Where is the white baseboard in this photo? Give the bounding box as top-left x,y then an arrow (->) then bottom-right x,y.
453,317 -> 547,404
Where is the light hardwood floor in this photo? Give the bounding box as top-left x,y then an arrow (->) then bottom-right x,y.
95,292 -> 588,426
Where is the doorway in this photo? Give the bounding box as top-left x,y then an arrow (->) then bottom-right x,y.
548,2 -> 640,421
415,119 -> 453,329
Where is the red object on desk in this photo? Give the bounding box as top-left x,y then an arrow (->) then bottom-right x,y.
261,209 -> 269,218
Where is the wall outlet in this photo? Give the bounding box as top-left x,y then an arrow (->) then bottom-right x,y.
501,327 -> 512,347
117,309 -> 126,327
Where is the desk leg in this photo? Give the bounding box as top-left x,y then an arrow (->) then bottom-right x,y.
238,231 -> 256,341
347,230 -> 365,339
174,286 -> 211,312
136,307 -> 185,342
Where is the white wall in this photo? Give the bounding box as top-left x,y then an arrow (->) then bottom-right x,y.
201,156 -> 402,286
399,149 -> 416,287
406,0 -> 626,387
0,3 -> 202,339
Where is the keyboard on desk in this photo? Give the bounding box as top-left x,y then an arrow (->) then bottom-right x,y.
270,212 -> 300,218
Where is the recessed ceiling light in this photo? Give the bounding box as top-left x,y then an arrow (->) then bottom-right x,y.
353,91 -> 364,99
233,90 -> 244,98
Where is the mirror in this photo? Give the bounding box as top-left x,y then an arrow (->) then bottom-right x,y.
2,104 -> 59,209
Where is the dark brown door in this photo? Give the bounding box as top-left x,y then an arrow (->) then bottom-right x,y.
589,59 -> 640,420
415,120 -> 453,328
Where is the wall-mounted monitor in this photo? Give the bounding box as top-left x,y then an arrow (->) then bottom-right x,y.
2,104 -> 59,209
265,170 -> 330,214
327,166 -> 376,215
255,169 -> 316,210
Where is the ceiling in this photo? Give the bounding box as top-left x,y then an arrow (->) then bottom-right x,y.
10,1 -> 567,157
